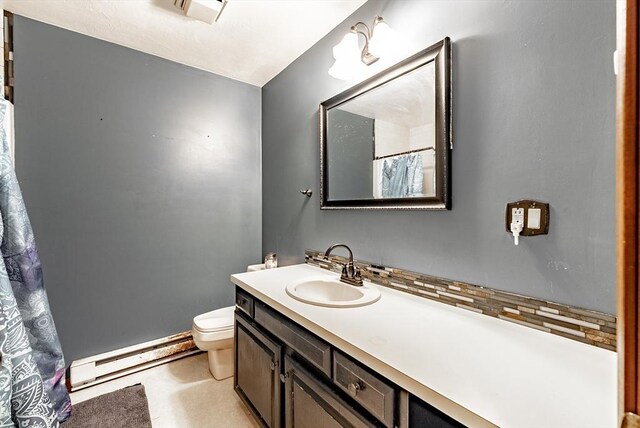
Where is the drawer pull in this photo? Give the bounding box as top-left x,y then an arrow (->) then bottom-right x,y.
235,288 -> 254,317
348,381 -> 363,397
334,351 -> 395,427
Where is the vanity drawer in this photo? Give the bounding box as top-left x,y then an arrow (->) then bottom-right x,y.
254,302 -> 332,377
333,351 -> 395,428
235,287 -> 254,318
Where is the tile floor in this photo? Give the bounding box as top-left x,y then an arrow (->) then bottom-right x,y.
70,353 -> 259,428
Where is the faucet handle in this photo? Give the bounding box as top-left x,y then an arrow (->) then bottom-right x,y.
340,262 -> 363,286
352,266 -> 363,284
340,263 -> 350,277
343,261 -> 357,275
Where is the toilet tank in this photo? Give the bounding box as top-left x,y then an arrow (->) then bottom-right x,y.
247,264 -> 266,272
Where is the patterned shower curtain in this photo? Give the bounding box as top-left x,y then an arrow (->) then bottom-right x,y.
0,100 -> 71,426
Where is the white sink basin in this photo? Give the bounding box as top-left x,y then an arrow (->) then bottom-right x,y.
286,276 -> 381,308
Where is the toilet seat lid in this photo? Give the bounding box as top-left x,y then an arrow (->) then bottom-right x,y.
193,306 -> 234,332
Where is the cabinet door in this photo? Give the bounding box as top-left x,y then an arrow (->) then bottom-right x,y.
235,313 -> 282,428
284,356 -> 376,428
408,395 -> 466,428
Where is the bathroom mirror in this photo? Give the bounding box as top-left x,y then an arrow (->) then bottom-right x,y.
320,37 -> 451,210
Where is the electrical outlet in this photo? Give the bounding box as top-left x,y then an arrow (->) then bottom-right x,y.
510,207 -> 525,245
505,200 -> 550,238
512,208 -> 524,223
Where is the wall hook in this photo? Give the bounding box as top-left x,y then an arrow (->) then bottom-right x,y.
300,189 -> 313,197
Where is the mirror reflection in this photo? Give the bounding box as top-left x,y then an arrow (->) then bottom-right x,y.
321,37 -> 450,210
327,62 -> 436,201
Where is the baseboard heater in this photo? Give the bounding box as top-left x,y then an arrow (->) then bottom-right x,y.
69,331 -> 201,391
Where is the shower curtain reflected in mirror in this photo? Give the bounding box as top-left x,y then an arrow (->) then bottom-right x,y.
0,100 -> 70,427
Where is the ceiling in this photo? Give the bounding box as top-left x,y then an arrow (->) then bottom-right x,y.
338,62 -> 435,129
3,0 -> 368,87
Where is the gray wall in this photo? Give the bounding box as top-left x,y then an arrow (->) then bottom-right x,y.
14,16 -> 262,362
262,0 -> 616,314
327,109 -> 374,200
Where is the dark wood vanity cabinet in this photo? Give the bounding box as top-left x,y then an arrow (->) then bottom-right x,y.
234,313 -> 282,428
332,351 -> 395,427
283,356 -> 376,428
234,287 -> 466,428
408,396 -> 465,428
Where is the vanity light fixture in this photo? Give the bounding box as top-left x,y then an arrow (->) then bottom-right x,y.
174,0 -> 228,24
328,16 -> 395,80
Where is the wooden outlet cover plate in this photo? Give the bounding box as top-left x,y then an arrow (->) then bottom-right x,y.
505,200 -> 550,236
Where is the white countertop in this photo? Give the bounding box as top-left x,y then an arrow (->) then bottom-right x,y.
231,264 -> 616,428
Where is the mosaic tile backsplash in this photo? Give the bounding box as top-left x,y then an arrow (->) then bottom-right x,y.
305,250 -> 616,352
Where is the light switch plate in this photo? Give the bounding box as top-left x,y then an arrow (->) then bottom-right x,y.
505,200 -> 549,237
527,208 -> 541,229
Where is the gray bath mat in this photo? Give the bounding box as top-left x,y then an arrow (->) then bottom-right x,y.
63,384 -> 152,428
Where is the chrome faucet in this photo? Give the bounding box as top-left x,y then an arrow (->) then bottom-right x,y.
324,243 -> 363,287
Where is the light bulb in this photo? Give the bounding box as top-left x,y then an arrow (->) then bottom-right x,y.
368,21 -> 395,58
328,57 -> 367,81
333,32 -> 360,60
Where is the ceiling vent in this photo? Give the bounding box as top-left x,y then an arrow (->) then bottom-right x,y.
174,0 -> 228,24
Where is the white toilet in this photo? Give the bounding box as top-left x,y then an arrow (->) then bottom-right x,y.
192,263 -> 266,380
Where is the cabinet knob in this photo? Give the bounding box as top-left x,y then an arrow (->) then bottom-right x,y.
347,381 -> 362,397
279,370 -> 291,383
270,360 -> 279,371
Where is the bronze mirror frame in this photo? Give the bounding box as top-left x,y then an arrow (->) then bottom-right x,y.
319,37 -> 452,210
